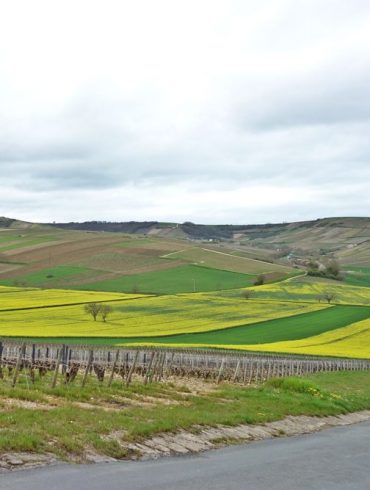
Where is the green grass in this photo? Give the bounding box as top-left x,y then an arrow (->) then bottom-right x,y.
0,265 -> 95,287
134,305 -> 370,346
0,233 -> 27,244
0,371 -> 369,461
79,265 -> 255,294
343,267 -> 370,287
0,234 -> 58,252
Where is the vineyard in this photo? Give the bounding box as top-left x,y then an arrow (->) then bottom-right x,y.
2,340 -> 370,390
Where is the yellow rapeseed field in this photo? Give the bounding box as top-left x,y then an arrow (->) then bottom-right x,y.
247,280 -> 370,305
0,286 -> 326,337
0,286 -> 142,311
239,319 -> 370,359
161,319 -> 370,359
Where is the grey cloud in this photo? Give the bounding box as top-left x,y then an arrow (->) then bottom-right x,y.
1,0 -> 370,222
234,66 -> 370,131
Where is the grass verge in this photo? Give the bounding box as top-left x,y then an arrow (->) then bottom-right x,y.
0,371 -> 369,461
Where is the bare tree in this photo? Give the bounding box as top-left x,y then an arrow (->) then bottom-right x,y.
100,304 -> 112,322
322,292 -> 338,304
325,259 -> 341,278
84,302 -> 101,321
253,274 -> 265,286
241,290 -> 253,299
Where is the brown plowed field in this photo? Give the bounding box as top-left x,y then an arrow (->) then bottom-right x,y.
0,234 -> 187,283
0,237 -> 123,278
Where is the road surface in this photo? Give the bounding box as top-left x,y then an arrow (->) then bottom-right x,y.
1,420 -> 370,490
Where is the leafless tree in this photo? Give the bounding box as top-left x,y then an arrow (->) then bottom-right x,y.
326,259 -> 341,277
84,302 -> 101,321
253,274 -> 265,286
322,292 -> 338,304
100,304 -> 113,322
241,290 -> 253,299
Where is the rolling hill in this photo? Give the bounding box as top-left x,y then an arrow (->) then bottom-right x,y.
1,216 -> 370,293
47,216 -> 370,264
1,215 -> 370,358
0,217 -> 294,293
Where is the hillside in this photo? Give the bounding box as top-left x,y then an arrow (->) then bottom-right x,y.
1,216 -> 370,293
47,217 -> 370,264
0,217 -> 292,293
1,216 -> 370,359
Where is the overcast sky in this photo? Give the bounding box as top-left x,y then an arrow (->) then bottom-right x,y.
1,0 -> 370,224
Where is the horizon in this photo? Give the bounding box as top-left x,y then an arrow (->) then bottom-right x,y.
3,214 -> 370,228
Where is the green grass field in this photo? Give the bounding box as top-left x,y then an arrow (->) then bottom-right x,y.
80,265 -> 256,294
120,305 -> 370,346
0,265 -> 98,287
0,232 -> 59,252
342,266 -> 370,287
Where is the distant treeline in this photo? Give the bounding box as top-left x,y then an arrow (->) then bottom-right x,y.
0,217 -> 16,228
49,221 -> 160,234
47,220 -> 293,240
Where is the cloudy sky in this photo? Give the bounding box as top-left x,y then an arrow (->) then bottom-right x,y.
1,0 -> 370,224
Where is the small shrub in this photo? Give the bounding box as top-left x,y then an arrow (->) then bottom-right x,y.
266,377 -> 322,395
253,274 -> 265,286
241,290 -> 253,299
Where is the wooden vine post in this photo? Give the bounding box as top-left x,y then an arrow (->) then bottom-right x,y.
108,349 -> 120,387
126,350 -> 139,387
0,341 -> 3,379
12,343 -> 26,387
82,350 -> 94,387
51,346 -> 64,388
144,351 -> 156,385
216,358 -> 225,384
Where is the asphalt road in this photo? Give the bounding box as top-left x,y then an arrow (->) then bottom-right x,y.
1,421 -> 370,490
